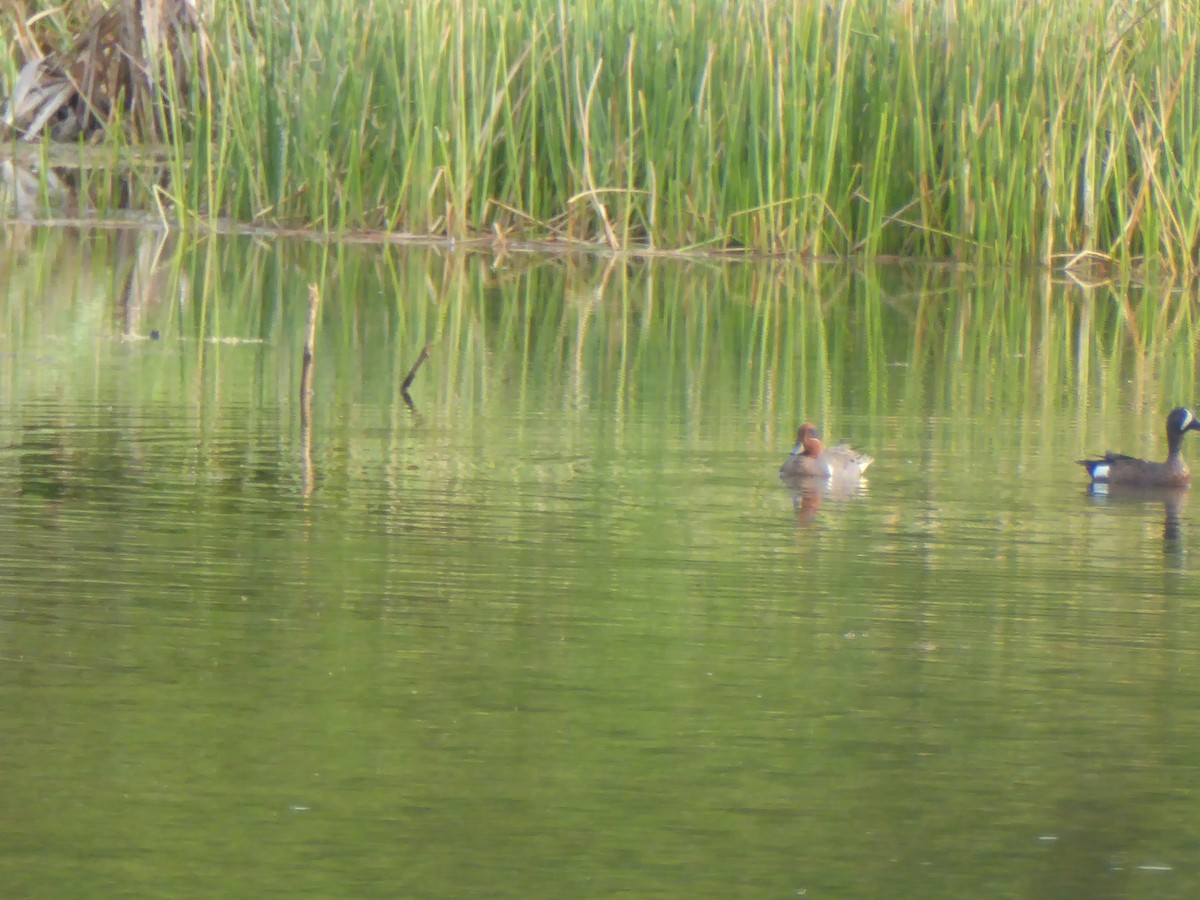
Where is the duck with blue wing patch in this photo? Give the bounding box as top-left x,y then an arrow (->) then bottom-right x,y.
1078,407 -> 1200,487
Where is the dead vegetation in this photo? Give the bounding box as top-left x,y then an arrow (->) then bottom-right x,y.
1,0 -> 204,141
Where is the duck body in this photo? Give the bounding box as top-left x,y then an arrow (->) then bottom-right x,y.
780,422 -> 873,480
1077,407 -> 1199,486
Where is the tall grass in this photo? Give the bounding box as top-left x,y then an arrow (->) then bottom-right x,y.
139,0 -> 1197,269
4,0 -> 1199,266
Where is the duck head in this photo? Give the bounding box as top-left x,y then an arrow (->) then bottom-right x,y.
789,423 -> 824,459
1167,407 -> 1200,435
1166,407 -> 1200,454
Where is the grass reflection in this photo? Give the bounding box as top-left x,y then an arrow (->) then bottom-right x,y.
0,229 -> 1199,465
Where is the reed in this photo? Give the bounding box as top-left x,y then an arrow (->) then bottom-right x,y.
5,0 -> 1200,268
149,0 -> 1195,269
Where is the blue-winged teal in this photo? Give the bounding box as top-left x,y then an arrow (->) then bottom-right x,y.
1078,407 -> 1200,486
780,422 -> 874,480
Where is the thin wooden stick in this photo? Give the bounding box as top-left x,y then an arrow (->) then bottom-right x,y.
401,344 -> 432,395
300,283 -> 320,496
302,283 -> 320,381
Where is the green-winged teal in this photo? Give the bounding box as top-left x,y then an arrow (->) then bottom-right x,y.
1078,407 -> 1200,486
780,422 -> 873,480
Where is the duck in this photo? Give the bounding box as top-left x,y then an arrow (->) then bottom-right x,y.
780,422 -> 874,480
1077,407 -> 1200,486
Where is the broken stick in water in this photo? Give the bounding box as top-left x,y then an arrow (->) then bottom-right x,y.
401,344 -> 432,398
402,344 -> 432,394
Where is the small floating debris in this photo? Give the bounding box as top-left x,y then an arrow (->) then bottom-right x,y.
206,336 -> 265,344
119,332 -> 263,343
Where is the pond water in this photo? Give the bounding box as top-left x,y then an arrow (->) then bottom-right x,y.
2,226 -> 1200,898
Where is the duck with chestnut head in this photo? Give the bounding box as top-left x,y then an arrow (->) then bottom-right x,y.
780,422 -> 873,481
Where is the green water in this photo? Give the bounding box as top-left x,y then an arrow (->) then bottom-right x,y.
2,228 -> 1200,898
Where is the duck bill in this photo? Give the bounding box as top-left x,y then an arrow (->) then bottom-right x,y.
788,438 -> 805,458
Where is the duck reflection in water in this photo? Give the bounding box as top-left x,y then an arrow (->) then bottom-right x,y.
780,422 -> 873,523
1086,482 -> 1189,545
784,475 -> 872,524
